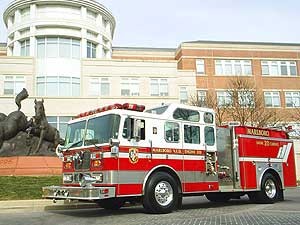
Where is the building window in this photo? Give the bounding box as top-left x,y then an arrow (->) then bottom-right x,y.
47,116 -> 72,139
238,91 -> 255,107
20,7 -> 30,20
217,91 -> 232,107
37,76 -> 80,97
20,39 -> 30,56
285,92 -> 300,108
87,41 -> 96,58
150,78 -> 168,96
215,60 -> 252,75
121,78 -> 139,96
264,91 -> 281,108
196,59 -> 205,74
37,37 -> 80,59
3,76 -> 25,95
180,87 -> 188,104
261,61 -> 297,76
87,10 -> 97,21
89,77 -> 110,96
197,90 -> 207,105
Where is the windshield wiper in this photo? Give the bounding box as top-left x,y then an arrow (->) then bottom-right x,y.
63,139 -> 83,151
85,139 -> 101,150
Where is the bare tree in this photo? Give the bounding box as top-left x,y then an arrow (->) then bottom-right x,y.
189,77 -> 283,127
225,77 -> 282,126
189,91 -> 229,126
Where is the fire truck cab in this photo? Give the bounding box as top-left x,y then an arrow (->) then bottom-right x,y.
43,103 -> 297,213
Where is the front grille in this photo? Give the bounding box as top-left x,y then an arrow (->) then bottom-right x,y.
74,151 -> 91,171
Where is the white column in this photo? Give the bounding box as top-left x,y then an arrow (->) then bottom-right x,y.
96,34 -> 103,58
7,16 -> 12,29
29,26 -> 36,56
106,21 -> 111,36
30,37 -> 35,57
7,46 -> 13,56
81,29 -> 87,58
81,6 -> 87,19
96,14 -> 102,27
13,31 -> 20,56
15,9 -> 21,23
30,4 -> 36,19
107,49 -> 112,59
13,41 -> 21,56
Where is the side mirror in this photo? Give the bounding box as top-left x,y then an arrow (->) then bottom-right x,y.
55,144 -> 64,160
124,117 -> 142,142
133,119 -> 142,142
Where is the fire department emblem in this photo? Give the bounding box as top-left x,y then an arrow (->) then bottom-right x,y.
129,148 -> 139,164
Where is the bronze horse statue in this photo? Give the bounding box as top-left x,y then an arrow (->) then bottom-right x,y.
0,112 -> 28,148
31,99 -> 63,153
0,88 -> 29,148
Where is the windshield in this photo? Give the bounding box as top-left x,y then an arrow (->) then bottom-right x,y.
64,120 -> 86,147
64,114 -> 121,148
84,114 -> 120,146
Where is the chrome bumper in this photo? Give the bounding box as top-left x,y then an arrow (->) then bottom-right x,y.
42,186 -> 116,201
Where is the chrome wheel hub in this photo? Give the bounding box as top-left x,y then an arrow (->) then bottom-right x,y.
265,179 -> 276,199
154,181 -> 173,206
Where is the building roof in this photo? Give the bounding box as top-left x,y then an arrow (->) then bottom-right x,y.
113,46 -> 176,52
183,40 -> 300,47
112,46 -> 176,60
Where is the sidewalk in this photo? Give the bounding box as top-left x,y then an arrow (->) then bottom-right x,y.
0,199 -> 98,213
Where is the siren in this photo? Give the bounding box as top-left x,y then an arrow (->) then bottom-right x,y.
122,103 -> 145,112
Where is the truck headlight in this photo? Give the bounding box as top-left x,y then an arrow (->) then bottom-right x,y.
93,173 -> 103,183
63,174 -> 73,183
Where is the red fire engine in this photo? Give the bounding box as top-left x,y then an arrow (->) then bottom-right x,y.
43,103 -> 297,213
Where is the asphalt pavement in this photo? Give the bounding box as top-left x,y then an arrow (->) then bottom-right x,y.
0,188 -> 299,225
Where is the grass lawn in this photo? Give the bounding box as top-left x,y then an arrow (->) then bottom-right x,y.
0,176 -> 62,201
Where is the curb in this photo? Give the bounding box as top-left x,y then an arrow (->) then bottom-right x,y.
0,199 -> 98,212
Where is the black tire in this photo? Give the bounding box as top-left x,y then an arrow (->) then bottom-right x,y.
143,172 -> 179,214
205,193 -> 231,202
248,173 -> 280,204
97,198 -> 125,210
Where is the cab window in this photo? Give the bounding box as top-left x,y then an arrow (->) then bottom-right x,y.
205,126 -> 215,146
204,112 -> 214,124
173,108 -> 200,122
165,122 -> 180,143
184,125 -> 200,144
122,118 -> 145,140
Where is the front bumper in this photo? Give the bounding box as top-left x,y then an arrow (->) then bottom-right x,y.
42,186 -> 116,201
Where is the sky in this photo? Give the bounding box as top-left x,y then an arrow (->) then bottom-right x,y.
0,0 -> 300,48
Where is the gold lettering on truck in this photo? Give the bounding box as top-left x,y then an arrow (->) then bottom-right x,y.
246,128 -> 269,137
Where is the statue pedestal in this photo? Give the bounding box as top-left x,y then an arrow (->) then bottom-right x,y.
0,156 -> 62,176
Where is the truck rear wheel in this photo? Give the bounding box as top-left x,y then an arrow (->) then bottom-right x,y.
143,172 -> 178,214
248,173 -> 280,204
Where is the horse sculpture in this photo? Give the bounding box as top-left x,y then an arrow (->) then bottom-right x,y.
0,89 -> 29,148
0,110 -> 28,148
31,99 -> 63,154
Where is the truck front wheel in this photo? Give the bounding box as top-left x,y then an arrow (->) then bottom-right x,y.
143,172 -> 178,214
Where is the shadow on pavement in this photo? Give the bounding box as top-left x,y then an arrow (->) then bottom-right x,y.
46,198 -> 253,218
